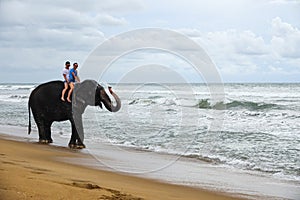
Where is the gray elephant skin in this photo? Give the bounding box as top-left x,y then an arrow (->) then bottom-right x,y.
28,80 -> 121,149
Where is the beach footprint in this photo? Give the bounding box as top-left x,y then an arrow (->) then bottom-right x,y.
67,180 -> 144,200
71,181 -> 102,190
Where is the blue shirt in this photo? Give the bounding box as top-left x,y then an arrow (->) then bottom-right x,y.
69,68 -> 77,82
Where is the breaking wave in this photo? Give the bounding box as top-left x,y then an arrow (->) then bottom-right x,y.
128,97 -> 178,106
9,95 -> 28,99
128,97 -> 281,111
0,85 -> 35,91
197,99 -> 280,111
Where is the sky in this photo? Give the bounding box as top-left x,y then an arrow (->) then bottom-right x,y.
0,0 -> 300,83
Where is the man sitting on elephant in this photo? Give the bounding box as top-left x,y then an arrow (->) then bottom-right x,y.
67,62 -> 80,103
61,61 -> 70,101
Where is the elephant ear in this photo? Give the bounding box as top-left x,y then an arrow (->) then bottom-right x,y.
74,80 -> 98,106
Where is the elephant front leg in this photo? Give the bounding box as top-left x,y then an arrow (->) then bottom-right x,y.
69,122 -> 77,148
75,119 -> 85,149
69,116 -> 85,149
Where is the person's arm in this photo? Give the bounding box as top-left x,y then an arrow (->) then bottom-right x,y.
72,72 -> 76,80
76,75 -> 80,83
71,71 -> 79,83
73,71 -> 80,83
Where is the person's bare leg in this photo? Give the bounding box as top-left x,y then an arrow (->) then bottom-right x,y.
67,82 -> 74,103
61,82 -> 68,101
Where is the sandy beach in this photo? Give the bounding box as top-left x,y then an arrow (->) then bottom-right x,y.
0,135 -> 245,200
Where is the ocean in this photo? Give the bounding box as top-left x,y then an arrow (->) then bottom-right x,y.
0,82 -> 300,198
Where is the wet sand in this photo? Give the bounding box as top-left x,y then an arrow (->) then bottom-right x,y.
0,135 -> 245,200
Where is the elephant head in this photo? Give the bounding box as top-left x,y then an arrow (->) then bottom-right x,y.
95,84 -> 121,112
73,80 -> 121,113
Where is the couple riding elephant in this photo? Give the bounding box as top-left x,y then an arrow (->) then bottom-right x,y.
28,80 -> 121,149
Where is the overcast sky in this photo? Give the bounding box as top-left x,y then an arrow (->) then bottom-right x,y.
0,0 -> 299,83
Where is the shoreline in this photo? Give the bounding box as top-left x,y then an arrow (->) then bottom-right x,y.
0,135 -> 245,200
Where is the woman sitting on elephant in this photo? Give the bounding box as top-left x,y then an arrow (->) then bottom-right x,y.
67,62 -> 80,103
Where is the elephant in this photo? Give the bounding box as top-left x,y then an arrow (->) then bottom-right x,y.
28,79 -> 121,149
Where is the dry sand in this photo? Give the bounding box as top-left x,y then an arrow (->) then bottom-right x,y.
0,136 -> 245,200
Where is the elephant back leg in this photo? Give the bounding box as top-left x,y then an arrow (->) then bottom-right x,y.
34,116 -> 52,144
36,121 -> 47,143
44,121 -> 53,143
31,109 -> 47,143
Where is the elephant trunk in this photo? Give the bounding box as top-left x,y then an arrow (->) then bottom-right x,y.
103,87 -> 121,112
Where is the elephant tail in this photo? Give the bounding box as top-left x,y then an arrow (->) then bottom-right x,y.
28,101 -> 31,135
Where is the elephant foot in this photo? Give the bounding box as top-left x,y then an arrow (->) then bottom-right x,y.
68,143 -> 76,149
39,139 -> 52,144
68,143 -> 86,149
46,138 -> 53,143
76,143 -> 86,149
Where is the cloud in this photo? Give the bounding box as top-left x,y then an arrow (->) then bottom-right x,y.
52,0 -> 145,13
0,0 -> 140,45
95,14 -> 127,26
271,17 -> 300,59
0,1 -> 129,37
0,0 -> 144,74
0,1 -> 299,83
268,0 -> 300,4
179,17 -> 300,81
181,29 -> 268,73
207,30 -> 268,55
180,28 -> 268,56
80,29 -> 215,83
